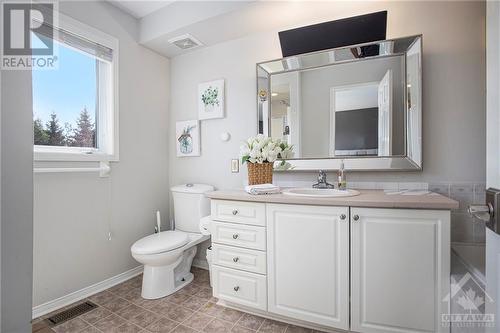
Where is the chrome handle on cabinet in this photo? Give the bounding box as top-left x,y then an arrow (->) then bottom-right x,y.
340,214 -> 346,220
234,286 -> 240,292
232,209 -> 239,215
353,215 -> 360,221
232,234 -> 239,239
233,257 -> 239,262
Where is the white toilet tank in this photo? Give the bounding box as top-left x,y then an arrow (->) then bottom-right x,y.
171,184 -> 214,233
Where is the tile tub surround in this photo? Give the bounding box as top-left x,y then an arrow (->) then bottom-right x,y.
32,268 -> 332,333
428,182 -> 487,244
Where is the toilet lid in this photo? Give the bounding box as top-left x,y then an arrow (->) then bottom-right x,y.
131,231 -> 189,255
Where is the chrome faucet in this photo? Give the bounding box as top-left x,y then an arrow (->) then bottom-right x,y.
312,170 -> 335,189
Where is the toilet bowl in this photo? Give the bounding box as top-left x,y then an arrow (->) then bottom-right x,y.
131,231 -> 209,299
131,184 -> 214,299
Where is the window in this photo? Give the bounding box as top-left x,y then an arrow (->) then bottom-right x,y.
32,13 -> 119,161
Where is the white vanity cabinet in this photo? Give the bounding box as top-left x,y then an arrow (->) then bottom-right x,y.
350,208 -> 450,333
210,200 -> 268,311
207,194 -> 454,333
266,204 -> 349,330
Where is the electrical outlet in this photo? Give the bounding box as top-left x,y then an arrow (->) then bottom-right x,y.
231,159 -> 239,173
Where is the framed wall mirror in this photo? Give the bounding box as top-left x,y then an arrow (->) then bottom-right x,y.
257,35 -> 422,171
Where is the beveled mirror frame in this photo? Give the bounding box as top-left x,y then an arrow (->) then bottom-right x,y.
257,35 -> 422,171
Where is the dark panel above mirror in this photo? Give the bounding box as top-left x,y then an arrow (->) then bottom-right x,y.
279,11 -> 387,57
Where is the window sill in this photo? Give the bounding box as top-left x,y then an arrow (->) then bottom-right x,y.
34,148 -> 118,162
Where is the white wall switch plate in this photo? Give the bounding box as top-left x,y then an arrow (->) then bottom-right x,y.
231,159 -> 239,173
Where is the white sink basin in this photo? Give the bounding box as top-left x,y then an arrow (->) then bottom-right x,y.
282,188 -> 360,198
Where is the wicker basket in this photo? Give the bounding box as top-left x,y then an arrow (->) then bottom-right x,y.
247,162 -> 273,185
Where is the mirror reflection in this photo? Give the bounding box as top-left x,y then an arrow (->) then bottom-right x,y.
269,55 -> 405,159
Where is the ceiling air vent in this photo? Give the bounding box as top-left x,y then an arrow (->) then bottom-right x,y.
168,34 -> 203,50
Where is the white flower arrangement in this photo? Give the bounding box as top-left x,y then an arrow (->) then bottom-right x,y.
240,134 -> 294,164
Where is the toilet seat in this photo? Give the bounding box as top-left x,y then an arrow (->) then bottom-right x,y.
131,231 -> 189,255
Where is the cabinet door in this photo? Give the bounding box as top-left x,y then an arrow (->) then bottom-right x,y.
350,208 -> 450,333
267,204 -> 349,330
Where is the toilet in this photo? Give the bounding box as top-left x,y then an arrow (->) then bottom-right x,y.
131,183 -> 214,299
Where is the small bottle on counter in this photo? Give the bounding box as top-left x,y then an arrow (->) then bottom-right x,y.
337,160 -> 347,190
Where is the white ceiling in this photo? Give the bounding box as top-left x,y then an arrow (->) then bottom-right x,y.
106,0 -> 256,57
108,1 -> 175,18
107,1 -> 388,58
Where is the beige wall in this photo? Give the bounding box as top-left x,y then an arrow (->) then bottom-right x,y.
169,1 -> 486,192
33,1 -> 170,307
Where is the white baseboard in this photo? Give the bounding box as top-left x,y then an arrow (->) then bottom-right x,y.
192,258 -> 209,270
32,266 -> 143,319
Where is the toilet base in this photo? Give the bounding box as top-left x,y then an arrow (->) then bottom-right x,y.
141,246 -> 198,299
141,269 -> 194,299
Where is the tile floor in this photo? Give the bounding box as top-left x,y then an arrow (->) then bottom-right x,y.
33,267 -> 328,333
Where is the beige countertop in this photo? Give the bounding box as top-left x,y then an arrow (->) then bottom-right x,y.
205,189 -> 459,210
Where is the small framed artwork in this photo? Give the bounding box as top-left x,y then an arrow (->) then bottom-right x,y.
198,79 -> 224,120
176,120 -> 200,157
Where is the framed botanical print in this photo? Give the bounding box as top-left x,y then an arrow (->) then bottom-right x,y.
198,79 -> 224,120
176,120 -> 200,157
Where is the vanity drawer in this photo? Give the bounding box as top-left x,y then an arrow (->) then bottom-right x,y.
211,200 -> 265,226
212,244 -> 266,274
212,265 -> 267,311
211,221 -> 266,250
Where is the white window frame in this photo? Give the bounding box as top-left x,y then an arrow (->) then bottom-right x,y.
33,11 -> 119,162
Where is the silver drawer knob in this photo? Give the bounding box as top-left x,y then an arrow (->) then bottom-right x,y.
233,257 -> 239,262
234,286 -> 240,292
232,209 -> 239,215
340,214 -> 346,220
353,215 -> 360,221
232,234 -> 239,239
